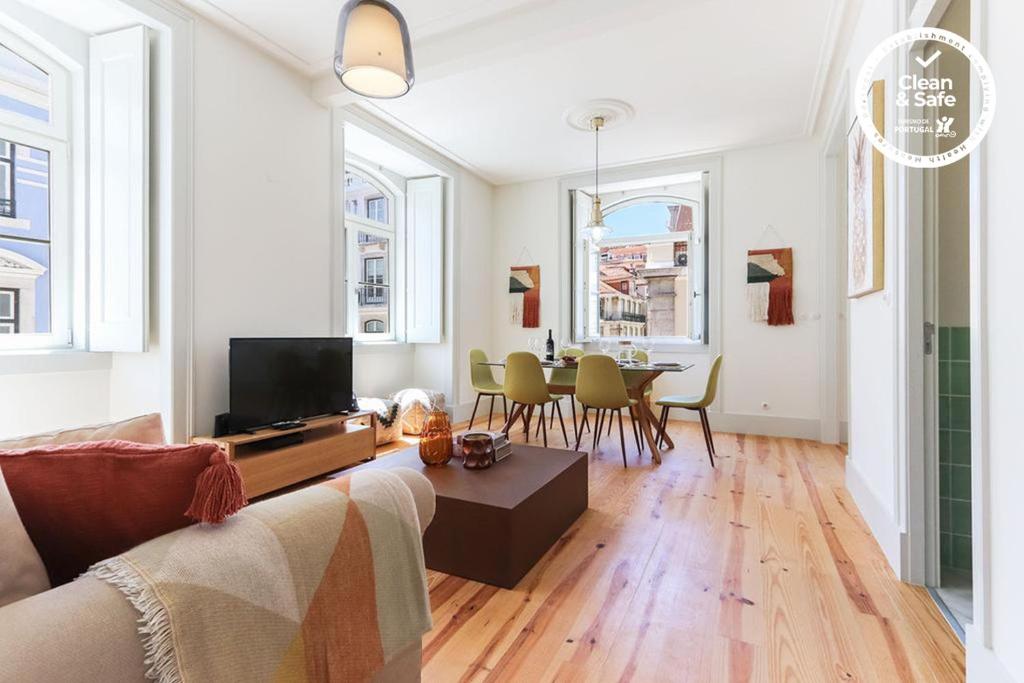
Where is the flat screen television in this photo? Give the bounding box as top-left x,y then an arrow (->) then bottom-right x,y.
229,337 -> 353,433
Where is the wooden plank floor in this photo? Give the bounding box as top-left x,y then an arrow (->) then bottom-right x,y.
394,417 -> 964,682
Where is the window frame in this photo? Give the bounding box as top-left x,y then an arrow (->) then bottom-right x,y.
0,27 -> 73,352
564,159 -> 721,353
343,160 -> 401,343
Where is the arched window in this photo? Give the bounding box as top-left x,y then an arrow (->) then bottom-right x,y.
573,180 -> 709,345
345,162 -> 398,340
0,32 -> 71,347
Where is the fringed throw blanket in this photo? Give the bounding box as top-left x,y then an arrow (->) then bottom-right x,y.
87,469 -> 431,683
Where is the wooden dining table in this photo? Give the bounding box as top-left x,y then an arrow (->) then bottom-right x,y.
478,359 -> 693,464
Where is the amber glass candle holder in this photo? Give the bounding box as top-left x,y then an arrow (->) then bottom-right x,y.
419,408 -> 453,467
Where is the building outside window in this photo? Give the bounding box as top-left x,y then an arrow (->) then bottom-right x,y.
344,166 -> 397,340
573,175 -> 708,345
0,40 -> 64,344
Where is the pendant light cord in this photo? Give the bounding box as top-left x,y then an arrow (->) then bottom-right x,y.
594,119 -> 600,196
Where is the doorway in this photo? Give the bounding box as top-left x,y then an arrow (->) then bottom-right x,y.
921,0 -> 974,635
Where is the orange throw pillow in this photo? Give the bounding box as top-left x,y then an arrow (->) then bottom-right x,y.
0,440 -> 246,586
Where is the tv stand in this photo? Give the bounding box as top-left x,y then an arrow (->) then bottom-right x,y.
192,411 -> 376,497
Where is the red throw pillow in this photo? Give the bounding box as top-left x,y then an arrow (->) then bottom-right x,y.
0,440 -> 246,586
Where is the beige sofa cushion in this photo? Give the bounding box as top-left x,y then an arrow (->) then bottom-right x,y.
0,469 -> 49,607
0,413 -> 165,450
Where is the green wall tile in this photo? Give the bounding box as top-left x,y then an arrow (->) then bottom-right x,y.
939,360 -> 950,394
951,327 -> 970,361
950,396 -> 971,430
939,429 -> 951,464
941,533 -> 953,566
952,534 -> 973,571
951,500 -> 972,536
940,464 -> 951,498
939,327 -> 951,360
951,465 -> 972,501
951,430 -> 971,465
939,396 -> 950,429
950,362 -> 971,396
940,500 -> 951,533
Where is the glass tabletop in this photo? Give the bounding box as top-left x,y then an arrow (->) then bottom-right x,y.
479,360 -> 694,373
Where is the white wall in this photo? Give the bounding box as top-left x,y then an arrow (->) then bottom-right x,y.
970,4 -> 1024,681
488,138 -> 823,438
834,0 -> 904,569
190,20 -> 331,435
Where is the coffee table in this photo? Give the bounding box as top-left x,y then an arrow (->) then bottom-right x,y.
345,444 -> 588,588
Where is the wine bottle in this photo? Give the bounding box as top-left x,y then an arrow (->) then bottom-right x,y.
545,329 -> 555,362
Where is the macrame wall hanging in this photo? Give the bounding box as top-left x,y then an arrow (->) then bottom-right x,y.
746,225 -> 794,326
509,247 -> 540,328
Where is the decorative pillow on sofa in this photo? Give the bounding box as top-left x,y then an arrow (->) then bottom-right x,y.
0,413 -> 166,450
0,440 -> 246,586
0,469 -> 50,607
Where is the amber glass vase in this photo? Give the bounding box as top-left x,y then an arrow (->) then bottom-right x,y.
419,408 -> 453,466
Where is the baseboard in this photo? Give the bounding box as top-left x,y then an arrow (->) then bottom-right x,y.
966,625 -> 1016,683
845,457 -> 904,573
453,399 -> 819,441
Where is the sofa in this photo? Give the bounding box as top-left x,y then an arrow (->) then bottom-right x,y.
0,415 -> 435,683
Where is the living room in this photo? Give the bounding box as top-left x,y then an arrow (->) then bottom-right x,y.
0,0 -> 1021,681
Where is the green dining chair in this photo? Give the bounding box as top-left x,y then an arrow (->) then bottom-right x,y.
655,355 -> 723,467
468,349 -> 507,431
501,352 -> 569,447
547,347 -> 584,436
574,354 -> 643,467
603,349 -> 652,447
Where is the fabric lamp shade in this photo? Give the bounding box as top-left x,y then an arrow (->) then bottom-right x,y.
334,0 -> 414,99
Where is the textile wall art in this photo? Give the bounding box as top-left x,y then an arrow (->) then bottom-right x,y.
509,265 -> 540,328
747,248 -> 794,326
848,79 -> 885,298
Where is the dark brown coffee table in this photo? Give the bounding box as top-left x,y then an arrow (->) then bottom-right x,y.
346,444 -> 588,588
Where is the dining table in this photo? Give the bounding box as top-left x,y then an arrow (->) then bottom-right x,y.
478,358 -> 693,464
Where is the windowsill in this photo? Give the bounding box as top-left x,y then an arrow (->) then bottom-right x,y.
353,340 -> 414,353
0,348 -> 112,375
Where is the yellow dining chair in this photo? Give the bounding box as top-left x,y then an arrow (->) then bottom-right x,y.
501,352 -> 569,447
614,348 -> 653,446
574,354 -> 643,467
547,347 -> 584,437
655,355 -> 723,467
468,349 -> 507,430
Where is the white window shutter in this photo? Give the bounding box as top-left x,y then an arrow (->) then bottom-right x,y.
88,26 -> 150,352
405,176 -> 443,343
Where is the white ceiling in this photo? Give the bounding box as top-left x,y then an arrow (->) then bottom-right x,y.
35,0 -> 845,185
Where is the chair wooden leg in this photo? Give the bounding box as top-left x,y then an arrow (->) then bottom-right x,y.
698,408 -> 715,467
554,399 -> 570,448
658,405 -> 670,448
535,410 -> 543,438
487,394 -> 496,430
569,397 -> 578,438
524,405 -> 534,443
502,402 -> 524,435
581,409 -> 591,434
575,406 -> 588,450
502,395 -> 509,423
616,408 -> 628,468
702,408 -> 717,457
539,403 -> 548,447
592,410 -> 604,452
607,409 -> 614,437
468,393 -> 482,431
629,405 -> 643,455
550,402 -> 556,430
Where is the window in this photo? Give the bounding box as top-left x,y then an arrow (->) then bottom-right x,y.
0,43 -> 50,123
366,196 -> 387,223
0,34 -> 67,348
344,164 -> 397,340
572,173 -> 709,345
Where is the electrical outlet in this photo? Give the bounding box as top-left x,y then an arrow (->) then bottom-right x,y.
761,402 -> 770,410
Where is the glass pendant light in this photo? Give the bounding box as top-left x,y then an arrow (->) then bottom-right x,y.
581,116 -> 611,243
334,0 -> 415,99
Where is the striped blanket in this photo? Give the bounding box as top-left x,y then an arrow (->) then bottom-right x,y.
87,469 -> 432,683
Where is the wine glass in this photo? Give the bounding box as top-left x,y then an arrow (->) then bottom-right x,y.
598,338 -> 611,357
527,337 -> 540,356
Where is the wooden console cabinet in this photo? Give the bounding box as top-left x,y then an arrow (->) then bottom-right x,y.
192,412 -> 377,497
